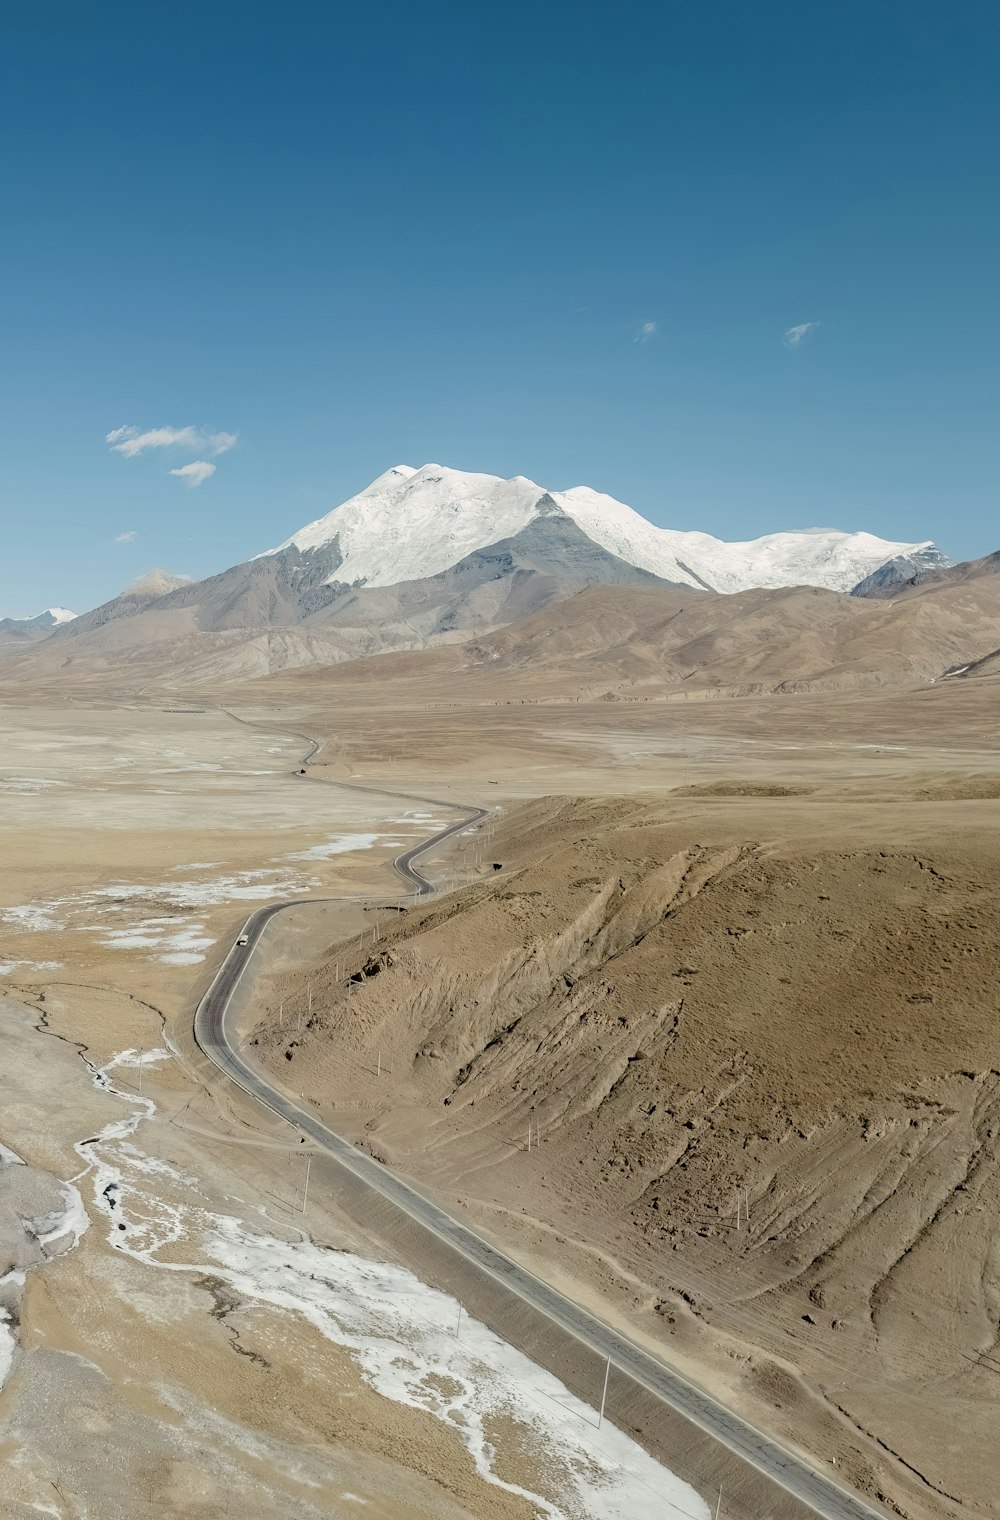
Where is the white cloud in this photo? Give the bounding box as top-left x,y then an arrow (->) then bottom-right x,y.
106,425 -> 237,458
114,530 -> 138,544
784,322 -> 819,349
169,460 -> 216,488
635,320 -> 657,344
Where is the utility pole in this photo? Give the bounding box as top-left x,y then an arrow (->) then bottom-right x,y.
598,1354 -> 611,1429
455,1304 -> 463,1338
301,1153 -> 311,1213
137,1052 -> 143,1093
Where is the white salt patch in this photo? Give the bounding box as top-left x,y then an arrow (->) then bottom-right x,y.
110,1049 -> 174,1070
97,919 -> 215,962
34,1182 -> 90,1254
0,777 -> 68,793
1,906 -> 64,932
284,833 -> 381,861
150,762 -> 223,773
0,1173 -> 90,1390
0,1311 -> 14,1388
0,1142 -> 25,1166
74,1048 -> 707,1520
98,929 -> 164,950
165,873 -> 316,905
0,958 -> 59,977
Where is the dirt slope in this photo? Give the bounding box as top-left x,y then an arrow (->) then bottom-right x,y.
460,575 -> 1000,694
252,793 -> 1000,1520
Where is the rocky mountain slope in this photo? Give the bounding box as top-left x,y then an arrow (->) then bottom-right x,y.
852,547 -> 1000,599
454,567 -> 1000,695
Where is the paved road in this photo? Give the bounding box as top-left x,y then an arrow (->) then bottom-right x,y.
193,795 -> 887,1520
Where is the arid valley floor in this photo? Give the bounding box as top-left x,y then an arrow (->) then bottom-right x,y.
1,663 -> 997,1520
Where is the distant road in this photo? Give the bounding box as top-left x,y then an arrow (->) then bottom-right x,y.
193,788 -> 887,1520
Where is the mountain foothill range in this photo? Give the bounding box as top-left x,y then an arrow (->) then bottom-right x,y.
2,463 -> 997,697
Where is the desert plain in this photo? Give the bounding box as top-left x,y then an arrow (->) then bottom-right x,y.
0,649 -> 997,1520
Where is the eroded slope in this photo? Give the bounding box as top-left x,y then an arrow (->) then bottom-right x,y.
253,795 -> 1000,1520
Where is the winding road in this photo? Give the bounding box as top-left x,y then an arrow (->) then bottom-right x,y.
193,784 -> 888,1520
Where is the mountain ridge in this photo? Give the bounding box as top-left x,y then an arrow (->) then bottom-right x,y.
255,462 -> 951,596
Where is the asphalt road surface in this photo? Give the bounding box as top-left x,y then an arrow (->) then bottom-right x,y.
194,795 -> 888,1520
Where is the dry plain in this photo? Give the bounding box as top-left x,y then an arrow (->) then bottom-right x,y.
0,661 -> 997,1520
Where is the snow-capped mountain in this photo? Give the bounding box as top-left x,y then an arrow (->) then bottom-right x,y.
259,464 -> 950,595
0,606 -> 77,634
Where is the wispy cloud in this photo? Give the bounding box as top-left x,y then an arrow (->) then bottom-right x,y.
635,320 -> 657,344
784,322 -> 819,349
169,460 -> 216,488
106,425 -> 237,458
114,530 -> 138,544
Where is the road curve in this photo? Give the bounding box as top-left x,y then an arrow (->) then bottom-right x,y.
193,791 -> 887,1520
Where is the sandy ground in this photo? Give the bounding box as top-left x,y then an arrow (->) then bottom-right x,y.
0,697 -> 713,1519
1,672 -> 997,1518
233,673 -> 999,1520
0,703 -> 450,1014
252,788 -> 1000,1520
1,989 -> 578,1520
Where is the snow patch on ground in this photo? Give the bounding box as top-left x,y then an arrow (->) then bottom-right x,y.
0,960 -> 63,976
1,817 -> 441,967
283,832 -> 382,861
0,777 -> 68,793
72,1048 -> 707,1520
0,1155 -> 90,1390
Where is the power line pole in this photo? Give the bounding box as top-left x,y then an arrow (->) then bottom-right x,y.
598,1354 -> 611,1429
301,1153 -> 311,1213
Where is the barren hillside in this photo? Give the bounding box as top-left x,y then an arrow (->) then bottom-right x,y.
250,791 -> 1000,1520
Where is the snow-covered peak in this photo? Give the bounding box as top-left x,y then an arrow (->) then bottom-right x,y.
0,606 -> 78,629
259,464 -> 547,584
556,496 -> 947,594
257,464 -> 950,595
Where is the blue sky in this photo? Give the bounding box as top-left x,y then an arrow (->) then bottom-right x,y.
2,1 -> 997,614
